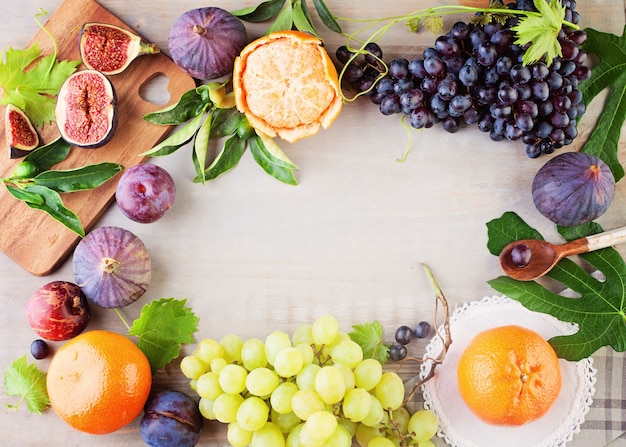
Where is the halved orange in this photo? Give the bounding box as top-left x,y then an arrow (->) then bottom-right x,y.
233,30 -> 343,143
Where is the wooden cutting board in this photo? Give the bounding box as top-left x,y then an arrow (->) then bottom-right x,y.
0,0 -> 196,276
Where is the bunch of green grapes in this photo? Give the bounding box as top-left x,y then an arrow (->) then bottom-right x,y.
180,315 -> 439,447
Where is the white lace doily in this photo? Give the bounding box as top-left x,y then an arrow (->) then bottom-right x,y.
420,295 -> 597,447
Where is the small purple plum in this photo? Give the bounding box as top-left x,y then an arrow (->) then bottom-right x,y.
140,390 -> 203,447
115,163 -> 176,223
26,281 -> 91,341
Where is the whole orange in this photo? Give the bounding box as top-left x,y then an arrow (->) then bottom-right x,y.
456,325 -> 562,426
233,30 -> 343,143
46,330 -> 152,434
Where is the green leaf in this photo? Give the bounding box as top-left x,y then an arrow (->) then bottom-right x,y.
312,0 -> 342,33
0,45 -> 79,127
193,113 -> 213,185
5,184 -> 44,205
19,184 -> 84,236
267,1 -> 294,34
141,112 -> 205,156
128,298 -> 200,373
33,162 -> 122,193
210,108 -> 245,139
578,26 -> 626,182
3,355 -> 50,414
249,136 -> 299,185
196,134 -> 248,182
23,137 -> 71,171
486,211 -> 626,361
511,0 -> 565,65
293,0 -> 319,37
348,321 -> 390,364
231,0 -> 287,22
143,88 -> 206,125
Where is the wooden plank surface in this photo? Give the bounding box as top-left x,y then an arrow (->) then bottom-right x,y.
0,0 -> 195,276
0,1 -> 625,447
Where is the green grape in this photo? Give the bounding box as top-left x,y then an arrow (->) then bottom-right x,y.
331,339 -> 363,369
274,347 -> 305,378
312,315 -> 339,345
210,357 -> 228,373
271,408 -> 302,433
314,365 -> 346,404
355,423 -> 384,447
321,331 -> 350,360
361,395 -> 384,427
333,363 -> 355,391
219,363 -> 248,394
407,410 -> 438,442
251,421 -> 285,447
236,396 -> 270,432
227,422 -> 253,447
295,342 -> 315,366
189,379 -> 197,391
375,372 -> 404,410
354,358 -> 383,391
391,406 -> 411,434
241,338 -> 268,370
180,355 -> 209,380
292,324 -> 314,345
196,371 -> 224,400
417,440 -> 436,447
213,392 -> 244,423
271,381 -> 299,414
198,397 -> 216,420
291,389 -> 324,421
286,423 -> 304,447
368,436 -> 396,447
342,388 -> 372,422
195,338 -> 224,364
325,424 -> 353,447
220,334 -> 244,363
265,330 -> 293,365
296,363 -> 321,391
337,417 -> 357,437
246,367 -> 280,397
300,410 -> 338,445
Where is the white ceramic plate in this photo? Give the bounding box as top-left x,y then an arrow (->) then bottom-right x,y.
420,296 -> 596,447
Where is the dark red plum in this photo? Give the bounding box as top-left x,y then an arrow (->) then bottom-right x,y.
115,163 -> 176,223
140,390 -> 203,447
26,281 -> 91,341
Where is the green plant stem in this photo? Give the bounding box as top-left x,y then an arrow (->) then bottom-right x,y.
114,308 -> 132,332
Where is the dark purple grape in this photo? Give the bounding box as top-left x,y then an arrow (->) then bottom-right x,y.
496,56 -> 513,75
376,77 -> 395,95
400,89 -> 425,111
408,58 -> 428,78
379,94 -> 402,115
435,35 -> 459,56
510,64 -> 531,84
451,21 -> 470,41
343,64 -> 365,85
532,81 -> 550,101
515,113 -> 534,132
531,62 -> 550,81
141,390 -> 203,447
389,344 -> 408,361
115,163 -> 176,224
363,42 -> 383,64
442,116 -> 460,133
560,39 -> 580,61
437,76 -> 457,100
536,120 -> 553,138
490,29 -> 514,51
518,100 -> 538,118
413,321 -> 432,338
423,56 -> 445,77
490,102 -> 512,119
394,78 -> 414,95
395,325 -> 414,345
389,58 -> 409,79
550,111 -> 570,129
526,142 -> 543,158
498,84 -> 518,105
30,339 -> 50,360
410,107 -> 435,129
449,94 -> 472,116
505,123 -> 523,140
469,28 -> 486,49
476,41 -> 497,66
546,71 -> 563,90
335,46 -> 353,64
430,94 -> 448,115
510,243 -> 532,267
458,64 -> 479,86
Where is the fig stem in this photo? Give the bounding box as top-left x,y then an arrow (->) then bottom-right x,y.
114,308 -> 131,331
192,24 -> 206,36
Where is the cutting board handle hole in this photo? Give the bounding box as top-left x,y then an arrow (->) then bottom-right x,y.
139,73 -> 171,106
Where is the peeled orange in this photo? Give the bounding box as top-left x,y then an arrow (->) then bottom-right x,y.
47,330 -> 152,434
457,325 -> 562,426
233,30 -> 343,143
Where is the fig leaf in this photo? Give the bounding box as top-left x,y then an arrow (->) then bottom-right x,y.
579,25 -> 626,182
486,211 -> 626,361
128,298 -> 200,373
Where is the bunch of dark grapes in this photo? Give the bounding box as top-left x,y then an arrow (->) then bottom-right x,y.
336,0 -> 589,158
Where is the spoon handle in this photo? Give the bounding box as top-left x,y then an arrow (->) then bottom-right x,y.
585,226 -> 626,251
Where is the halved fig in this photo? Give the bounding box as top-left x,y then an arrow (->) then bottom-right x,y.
79,22 -> 160,75
5,104 -> 39,158
55,69 -> 118,148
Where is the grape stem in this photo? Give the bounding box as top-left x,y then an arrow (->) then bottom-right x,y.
400,263 -> 452,404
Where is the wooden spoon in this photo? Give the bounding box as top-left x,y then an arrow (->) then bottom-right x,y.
499,225 -> 626,281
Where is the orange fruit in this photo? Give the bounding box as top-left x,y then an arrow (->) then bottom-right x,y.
46,330 -> 152,434
233,30 -> 343,143
456,325 -> 562,426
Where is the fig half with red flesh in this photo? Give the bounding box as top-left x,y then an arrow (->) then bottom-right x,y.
5,104 -> 39,158
55,69 -> 118,148
79,22 -> 160,75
